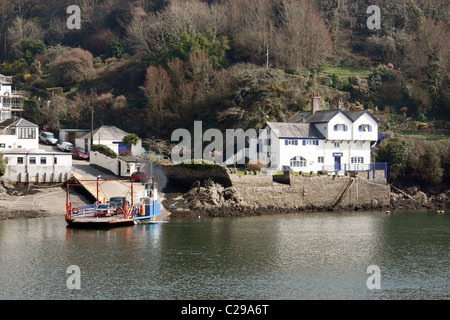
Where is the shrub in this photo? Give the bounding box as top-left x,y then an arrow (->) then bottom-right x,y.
123,133 -> 138,147
91,144 -> 118,158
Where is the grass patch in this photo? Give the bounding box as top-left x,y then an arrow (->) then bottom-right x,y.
321,66 -> 372,78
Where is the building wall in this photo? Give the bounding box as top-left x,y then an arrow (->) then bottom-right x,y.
326,112 -> 353,140
352,114 -> 379,142
3,152 -> 72,182
75,138 -> 146,157
0,129 -> 39,150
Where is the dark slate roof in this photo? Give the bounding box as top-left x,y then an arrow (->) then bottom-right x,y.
0,117 -> 38,128
288,111 -> 311,123
79,125 -> 129,140
265,122 -> 325,139
304,110 -> 350,123
346,110 -> 380,123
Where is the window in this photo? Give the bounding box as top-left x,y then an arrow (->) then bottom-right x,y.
358,125 -> 372,132
18,128 -> 36,139
351,156 -> 364,164
334,124 -> 348,131
302,140 -> 319,146
290,156 -> 307,167
318,156 -> 324,164
29,157 -> 36,165
0,143 -> 5,148
17,157 -> 24,164
285,139 -> 298,146
355,141 -> 363,148
334,142 -> 340,148
54,157 -> 58,165
40,157 -> 47,165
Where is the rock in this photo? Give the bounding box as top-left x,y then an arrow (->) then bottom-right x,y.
413,191 -> 428,204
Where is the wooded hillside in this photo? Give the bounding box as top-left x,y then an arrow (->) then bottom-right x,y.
0,0 -> 448,139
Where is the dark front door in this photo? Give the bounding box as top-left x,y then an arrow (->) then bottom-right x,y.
334,156 -> 341,170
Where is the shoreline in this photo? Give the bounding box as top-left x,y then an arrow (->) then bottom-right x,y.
0,183 -> 448,221
0,184 -> 173,221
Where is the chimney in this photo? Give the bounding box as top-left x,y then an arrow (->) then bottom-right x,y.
312,91 -> 321,114
338,99 -> 345,110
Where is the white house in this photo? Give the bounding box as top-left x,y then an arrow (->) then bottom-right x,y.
0,74 -> 24,122
2,149 -> 72,183
75,125 -> 146,156
0,117 -> 39,151
259,92 -> 380,173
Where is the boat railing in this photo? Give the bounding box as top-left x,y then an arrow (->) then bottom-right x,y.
66,204 -> 97,219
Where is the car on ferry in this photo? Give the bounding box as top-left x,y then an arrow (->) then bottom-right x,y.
95,203 -> 115,217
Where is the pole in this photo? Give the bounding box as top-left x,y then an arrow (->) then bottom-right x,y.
90,105 -> 93,151
96,176 -> 99,205
266,44 -> 269,69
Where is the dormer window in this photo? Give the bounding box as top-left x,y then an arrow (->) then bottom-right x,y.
334,124 -> 348,131
358,125 -> 372,132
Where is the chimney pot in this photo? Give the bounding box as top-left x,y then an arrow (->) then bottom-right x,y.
312,91 -> 321,114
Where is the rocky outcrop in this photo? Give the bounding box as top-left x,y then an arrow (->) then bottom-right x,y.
162,177 -> 449,217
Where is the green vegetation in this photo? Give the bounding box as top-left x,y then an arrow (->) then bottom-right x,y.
374,137 -> 450,187
0,1 -> 448,194
0,0 -> 444,139
91,144 -> 118,159
122,133 -> 139,147
0,155 -> 5,177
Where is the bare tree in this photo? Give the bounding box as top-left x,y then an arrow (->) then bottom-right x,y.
140,65 -> 173,135
7,16 -> 44,49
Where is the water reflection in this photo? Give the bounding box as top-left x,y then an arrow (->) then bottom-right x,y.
0,211 -> 448,299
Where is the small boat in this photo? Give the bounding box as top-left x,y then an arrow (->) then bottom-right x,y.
65,176 -> 161,228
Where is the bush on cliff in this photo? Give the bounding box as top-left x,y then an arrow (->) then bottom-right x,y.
178,159 -> 221,170
91,144 -> 118,158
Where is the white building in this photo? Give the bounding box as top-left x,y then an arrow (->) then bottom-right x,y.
0,117 -> 73,183
0,74 -> 24,122
260,93 -> 380,173
0,117 -> 39,151
75,125 -> 146,156
1,149 -> 72,183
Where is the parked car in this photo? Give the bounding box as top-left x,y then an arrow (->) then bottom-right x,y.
57,141 -> 74,152
39,131 -> 58,145
71,147 -> 89,160
95,203 -> 115,217
131,171 -> 151,182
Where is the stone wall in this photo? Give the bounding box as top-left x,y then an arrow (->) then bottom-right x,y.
230,174 -> 390,210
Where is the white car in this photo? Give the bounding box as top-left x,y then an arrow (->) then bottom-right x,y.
39,131 -> 58,145
57,141 -> 74,152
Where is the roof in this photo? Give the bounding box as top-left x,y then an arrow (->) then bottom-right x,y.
79,125 -> 130,141
346,110 -> 380,123
0,117 -> 38,128
265,122 -> 325,139
288,111 -> 311,123
303,109 -> 354,123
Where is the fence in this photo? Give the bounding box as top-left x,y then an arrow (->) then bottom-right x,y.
322,162 -> 387,179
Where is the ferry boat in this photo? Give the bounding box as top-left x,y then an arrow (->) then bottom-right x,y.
65,176 -> 161,228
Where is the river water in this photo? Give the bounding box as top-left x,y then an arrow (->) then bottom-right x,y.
0,210 -> 448,300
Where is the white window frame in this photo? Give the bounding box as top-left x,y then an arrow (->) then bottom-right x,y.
290,156 -> 307,167
351,156 -> 364,164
